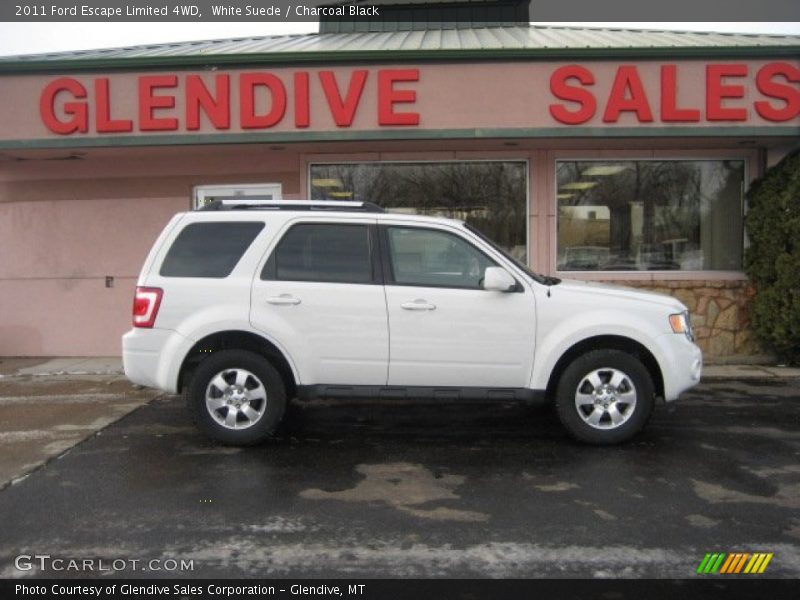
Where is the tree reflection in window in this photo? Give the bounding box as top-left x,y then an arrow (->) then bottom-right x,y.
310,162 -> 527,261
556,160 -> 744,272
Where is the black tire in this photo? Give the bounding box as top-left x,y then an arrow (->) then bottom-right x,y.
555,349 -> 654,445
185,349 -> 286,446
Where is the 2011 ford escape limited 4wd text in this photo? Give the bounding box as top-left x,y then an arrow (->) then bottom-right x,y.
122,200 -> 702,446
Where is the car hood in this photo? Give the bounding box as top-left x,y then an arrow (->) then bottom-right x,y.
548,278 -> 687,312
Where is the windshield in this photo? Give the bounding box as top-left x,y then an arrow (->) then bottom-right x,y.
464,223 -> 560,286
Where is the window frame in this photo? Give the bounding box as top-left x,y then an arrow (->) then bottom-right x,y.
261,222 -> 382,286
378,224 -> 507,291
551,155 -> 752,280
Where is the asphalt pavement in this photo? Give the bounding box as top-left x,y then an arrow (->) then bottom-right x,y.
0,371 -> 799,579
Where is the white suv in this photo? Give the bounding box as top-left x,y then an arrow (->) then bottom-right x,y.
122,200 -> 702,445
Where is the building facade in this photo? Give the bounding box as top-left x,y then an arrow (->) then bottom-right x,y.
0,24 -> 798,358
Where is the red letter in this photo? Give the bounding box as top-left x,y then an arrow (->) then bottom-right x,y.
755,62 -> 800,122
603,66 -> 653,123
138,75 -> 179,131
239,73 -> 287,129
548,65 -> 596,125
319,70 -> 368,127
660,65 -> 700,122
294,72 -> 310,128
706,64 -> 748,121
94,78 -> 133,133
186,75 -> 230,130
378,69 -> 419,126
39,78 -> 88,135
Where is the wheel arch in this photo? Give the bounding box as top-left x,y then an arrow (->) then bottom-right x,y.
177,330 -> 297,399
545,335 -> 664,401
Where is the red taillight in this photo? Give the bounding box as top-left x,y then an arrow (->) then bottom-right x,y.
132,287 -> 163,328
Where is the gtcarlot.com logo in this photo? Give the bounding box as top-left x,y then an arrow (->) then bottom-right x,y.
696,552 -> 773,574
14,554 -> 194,573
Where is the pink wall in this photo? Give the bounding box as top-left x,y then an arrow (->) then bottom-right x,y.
0,146 -> 304,356
0,138 -> 788,357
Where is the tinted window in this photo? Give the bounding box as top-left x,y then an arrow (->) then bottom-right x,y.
160,222 -> 264,278
386,227 -> 496,289
263,224 -> 373,284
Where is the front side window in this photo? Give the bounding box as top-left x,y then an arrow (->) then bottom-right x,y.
386,227 -> 496,289
160,222 -> 264,278
262,223 -> 373,284
309,161 -> 528,262
556,160 -> 745,271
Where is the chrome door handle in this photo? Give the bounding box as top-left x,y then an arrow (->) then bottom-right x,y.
401,299 -> 436,311
266,294 -> 301,306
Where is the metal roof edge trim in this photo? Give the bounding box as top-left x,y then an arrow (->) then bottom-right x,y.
1,46 -> 799,74
1,126 -> 798,150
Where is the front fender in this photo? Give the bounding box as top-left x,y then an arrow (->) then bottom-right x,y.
529,310 -> 668,393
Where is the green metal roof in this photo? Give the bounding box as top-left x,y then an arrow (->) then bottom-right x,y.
1,25 -> 798,72
318,0 -> 531,33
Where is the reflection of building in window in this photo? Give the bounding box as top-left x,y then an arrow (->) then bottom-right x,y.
556,160 -> 744,272
310,161 -> 527,261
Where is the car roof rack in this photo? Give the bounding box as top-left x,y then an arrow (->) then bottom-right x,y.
199,198 -> 385,213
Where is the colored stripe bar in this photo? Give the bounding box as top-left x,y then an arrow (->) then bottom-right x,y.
744,554 -> 759,574
719,554 -> 736,574
722,553 -> 741,574
758,553 -> 774,573
744,554 -> 764,574
697,554 -> 713,574
699,552 -> 774,575
734,553 -> 750,573
704,553 -> 720,574
710,553 -> 726,574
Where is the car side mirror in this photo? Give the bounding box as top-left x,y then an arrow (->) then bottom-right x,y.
482,267 -> 517,292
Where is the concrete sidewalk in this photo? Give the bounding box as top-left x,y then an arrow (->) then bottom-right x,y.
1,356 -> 799,380
0,357 -> 124,377
0,359 -> 159,490
703,364 -> 800,379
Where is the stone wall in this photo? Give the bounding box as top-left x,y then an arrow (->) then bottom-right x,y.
605,280 -> 760,360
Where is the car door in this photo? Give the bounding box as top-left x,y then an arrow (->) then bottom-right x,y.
250,219 -> 388,386
382,223 -> 537,389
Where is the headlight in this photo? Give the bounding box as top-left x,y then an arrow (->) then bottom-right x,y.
669,311 -> 694,341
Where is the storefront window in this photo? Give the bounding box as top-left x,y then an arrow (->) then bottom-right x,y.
310,162 -> 527,261
556,160 -> 745,272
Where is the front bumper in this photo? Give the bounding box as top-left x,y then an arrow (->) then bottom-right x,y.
655,333 -> 703,402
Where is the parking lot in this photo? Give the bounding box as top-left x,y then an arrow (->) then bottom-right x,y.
0,365 -> 799,579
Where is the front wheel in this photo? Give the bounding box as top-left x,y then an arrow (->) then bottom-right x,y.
555,349 -> 655,445
186,350 -> 286,446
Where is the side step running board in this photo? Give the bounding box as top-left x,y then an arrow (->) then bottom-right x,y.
297,385 -> 547,404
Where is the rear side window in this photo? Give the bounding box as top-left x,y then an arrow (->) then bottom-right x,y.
160,222 -> 264,278
262,223 -> 373,284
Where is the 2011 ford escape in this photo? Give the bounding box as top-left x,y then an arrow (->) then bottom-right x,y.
122,200 -> 702,445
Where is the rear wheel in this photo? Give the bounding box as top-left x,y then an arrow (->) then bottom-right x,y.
186,350 -> 286,446
555,349 -> 654,445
